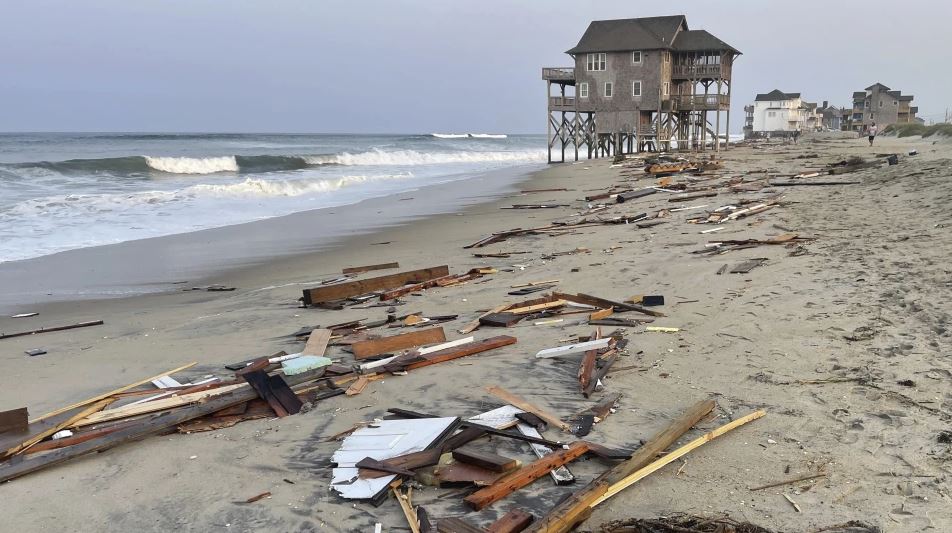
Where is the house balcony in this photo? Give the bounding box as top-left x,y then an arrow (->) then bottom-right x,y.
548,96 -> 577,111
542,67 -> 576,84
667,94 -> 730,110
671,64 -> 725,79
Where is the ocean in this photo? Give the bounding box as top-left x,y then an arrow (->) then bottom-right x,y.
0,133 -> 547,263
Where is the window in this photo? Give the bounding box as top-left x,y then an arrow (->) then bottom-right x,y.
579,82 -> 589,98
662,82 -> 670,96
586,53 -> 606,71
879,101 -> 883,108
632,80 -> 642,97
604,82 -> 613,98
768,111 -> 776,117
631,51 -> 642,64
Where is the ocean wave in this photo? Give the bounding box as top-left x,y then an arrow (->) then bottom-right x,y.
307,148 -> 544,166
4,147 -> 543,177
144,156 -> 239,174
432,133 -> 508,139
187,173 -> 412,197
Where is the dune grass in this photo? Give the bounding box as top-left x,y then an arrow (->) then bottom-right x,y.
884,123 -> 952,138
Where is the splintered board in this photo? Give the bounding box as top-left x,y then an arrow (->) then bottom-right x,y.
350,327 -> 447,360
342,262 -> 400,275
302,266 -> 449,305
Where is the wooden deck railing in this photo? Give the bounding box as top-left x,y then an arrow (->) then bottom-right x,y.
669,94 -> 730,109
671,65 -> 725,79
542,67 -> 576,81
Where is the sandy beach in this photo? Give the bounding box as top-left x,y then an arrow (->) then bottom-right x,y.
2,133 -> 951,532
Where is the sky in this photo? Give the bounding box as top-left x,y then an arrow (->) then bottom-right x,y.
2,0 -> 949,133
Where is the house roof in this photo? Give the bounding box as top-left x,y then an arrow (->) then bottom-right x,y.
672,29 -> 740,54
887,90 -> 901,98
899,95 -> 914,101
755,89 -> 800,102
567,16 -> 687,54
865,82 -> 891,91
852,91 -> 867,99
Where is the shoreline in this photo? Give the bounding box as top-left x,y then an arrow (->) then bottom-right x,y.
2,133 -> 950,532
0,162 -> 544,314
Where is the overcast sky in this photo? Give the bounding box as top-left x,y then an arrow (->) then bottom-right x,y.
2,0 -> 949,133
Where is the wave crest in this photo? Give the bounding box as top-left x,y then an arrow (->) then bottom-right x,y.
144,156 -> 239,174
306,148 -> 544,166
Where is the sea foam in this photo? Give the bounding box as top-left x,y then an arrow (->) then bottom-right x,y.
144,156 -> 239,174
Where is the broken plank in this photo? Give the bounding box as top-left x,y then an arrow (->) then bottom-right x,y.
488,509 -> 535,533
523,399 -> 716,533
242,371 -> 302,417
552,292 -> 664,318
577,330 -> 600,394
460,304 -> 512,334
303,266 -> 449,305
437,518 -> 486,533
615,189 -> 656,203
302,328 -> 332,356
382,336 -> 517,373
517,424 -> 574,485
30,362 -> 197,423
351,327 -> 447,360
536,338 -> 610,359
463,442 -> 591,510
485,386 -> 570,432
342,262 -> 400,275
0,320 -> 104,340
588,308 -> 613,321
729,258 -> 768,274
453,447 -> 518,473
73,384 -> 246,427
508,300 -> 566,315
3,399 -> 113,459
0,408 -> 28,435
588,317 -> 654,327
479,313 -> 523,328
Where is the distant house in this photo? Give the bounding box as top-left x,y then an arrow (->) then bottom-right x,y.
542,15 -> 740,161
748,90 -> 805,137
816,101 -> 843,130
844,83 -> 918,132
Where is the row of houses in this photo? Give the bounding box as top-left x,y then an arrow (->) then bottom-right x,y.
743,83 -> 921,138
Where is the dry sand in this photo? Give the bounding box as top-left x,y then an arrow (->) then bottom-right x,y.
1,133 -> 951,532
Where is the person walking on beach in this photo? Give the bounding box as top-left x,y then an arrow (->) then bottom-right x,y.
867,122 -> 878,146
792,127 -> 801,145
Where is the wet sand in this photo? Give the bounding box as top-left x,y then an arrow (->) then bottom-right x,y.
2,133 -> 950,532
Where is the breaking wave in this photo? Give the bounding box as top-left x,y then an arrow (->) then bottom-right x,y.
5,148 -> 542,176
432,133 -> 508,139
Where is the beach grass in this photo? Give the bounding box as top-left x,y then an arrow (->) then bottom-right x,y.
884,123 -> 952,138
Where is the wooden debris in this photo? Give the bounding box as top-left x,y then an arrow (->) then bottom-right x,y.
0,320 -> 104,340
480,313 -> 523,328
729,258 -> 768,274
351,327 -> 447,360
0,408 -> 28,435
488,509 -> 535,533
301,328 -> 332,356
750,472 -> 827,491
588,308 -> 613,321
589,317 -> 654,327
517,424 -> 575,485
438,517 -> 485,533
511,280 -> 560,289
435,461 -> 504,486
615,189 -> 656,203
577,330 -> 600,393
591,410 -> 766,505
460,304 -> 512,334
464,442 -> 591,510
73,384 -> 246,428
346,375 -> 371,396
245,491 -> 271,503
3,399 -> 113,459
645,326 -> 680,333
770,180 -> 861,186
507,300 -> 566,315
242,371 -> 302,417
536,338 -> 611,359
302,266 -> 449,305
343,262 -> 400,275
524,399 -> 716,533
782,493 -> 802,512
381,336 -> 516,373
485,386 -> 570,432
30,362 -> 197,423
453,447 -> 518,473
552,292 -> 665,317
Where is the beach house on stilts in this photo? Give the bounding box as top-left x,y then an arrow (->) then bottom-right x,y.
542,15 -> 740,162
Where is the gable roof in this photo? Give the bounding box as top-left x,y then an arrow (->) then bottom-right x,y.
865,82 -> 891,91
566,15 -> 687,54
898,95 -> 914,101
672,29 -> 741,54
755,89 -> 801,102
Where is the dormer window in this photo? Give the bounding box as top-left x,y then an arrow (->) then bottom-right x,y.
631,51 -> 643,65
586,53 -> 606,71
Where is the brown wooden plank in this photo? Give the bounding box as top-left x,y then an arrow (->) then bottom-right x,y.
342,262 -> 400,275
583,349 -> 618,398
463,442 -> 591,510
437,517 -> 486,533
484,386 -> 570,432
383,335 -> 517,372
350,327 -> 447,360
523,399 -> 716,533
435,461 -> 503,486
0,369 -> 326,483
459,304 -> 512,334
0,408 -> 28,435
487,510 -> 535,533
0,320 -> 104,340
302,328 -> 332,356
479,313 -> 523,328
577,329 -> 600,394
302,265 -> 449,305
2,399 -> 113,459
452,447 -> 518,472
380,274 -> 457,300
552,292 -> 665,318
507,300 -> 566,315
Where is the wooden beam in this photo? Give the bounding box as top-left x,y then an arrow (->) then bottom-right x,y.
302,328 -> 332,356
488,510 -> 535,533
452,447 -> 518,472
392,482 -> 422,533
351,327 -> 447,360
0,369 -> 325,483
30,362 -> 197,423
383,336 -> 516,373
73,384 -> 245,427
517,424 -> 575,485
507,300 -> 566,316
3,399 -> 113,459
437,518 -> 486,533
578,330 -> 600,393
302,265 -> 450,305
484,386 -> 570,432
592,410 -> 766,505
459,304 -> 512,334
0,320 -> 104,340
343,262 -> 400,275
463,442 -> 590,510
552,292 -> 664,317
0,408 -> 28,435
523,399 -> 716,533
